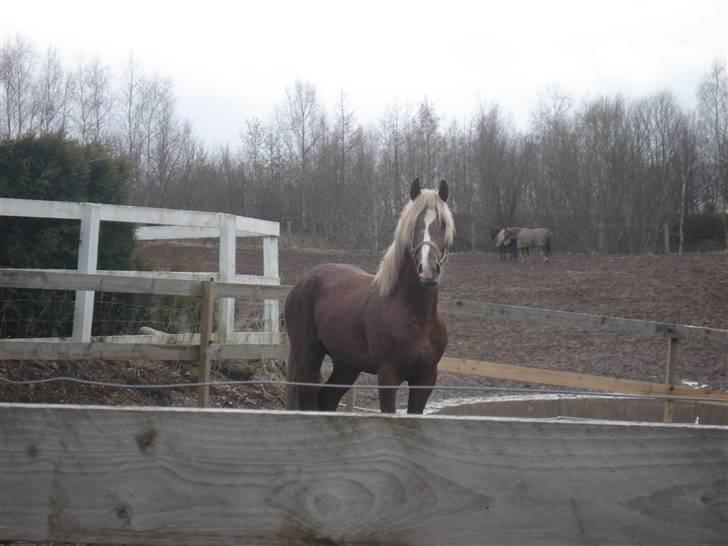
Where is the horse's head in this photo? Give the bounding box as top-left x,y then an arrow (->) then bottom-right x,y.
490,227 -> 501,240
409,178 -> 452,287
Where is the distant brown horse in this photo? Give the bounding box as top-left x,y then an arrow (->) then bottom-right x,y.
494,227 -> 522,260
285,179 -> 455,414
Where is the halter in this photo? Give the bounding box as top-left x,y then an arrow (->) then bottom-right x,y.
410,239 -> 448,267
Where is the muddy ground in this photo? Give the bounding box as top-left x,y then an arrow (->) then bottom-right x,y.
2,242 -> 726,412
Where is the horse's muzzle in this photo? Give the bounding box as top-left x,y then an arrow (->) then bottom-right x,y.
417,262 -> 441,287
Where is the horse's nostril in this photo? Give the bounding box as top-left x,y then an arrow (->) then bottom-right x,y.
417,263 -> 423,274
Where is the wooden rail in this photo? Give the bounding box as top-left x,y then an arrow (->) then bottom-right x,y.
439,297 -> 728,344
0,268 -> 289,299
1,403 -> 726,546
0,341 -> 289,362
438,357 -> 728,402
2,269 -> 726,343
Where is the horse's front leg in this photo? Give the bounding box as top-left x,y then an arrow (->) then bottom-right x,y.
377,366 -> 402,414
407,366 -> 438,414
318,363 -> 360,412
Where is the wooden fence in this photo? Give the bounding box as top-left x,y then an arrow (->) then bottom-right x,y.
1,403 -> 726,546
0,197 -> 281,342
1,269 -> 728,412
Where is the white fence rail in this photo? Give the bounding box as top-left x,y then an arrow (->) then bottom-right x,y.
0,197 -> 280,343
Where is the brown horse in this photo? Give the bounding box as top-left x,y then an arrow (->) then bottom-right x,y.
284,179 -> 455,414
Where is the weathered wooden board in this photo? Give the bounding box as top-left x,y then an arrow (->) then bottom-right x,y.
439,357 -> 728,402
0,341 -> 198,361
0,404 -> 726,545
0,341 -> 288,361
0,269 -> 287,299
0,197 -> 279,235
435,395 -> 728,426
3,270 -> 727,343
440,298 -> 728,344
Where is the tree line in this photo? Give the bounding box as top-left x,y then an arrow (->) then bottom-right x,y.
2,35 -> 727,253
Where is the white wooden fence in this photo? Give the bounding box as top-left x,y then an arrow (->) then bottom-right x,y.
0,197 -> 280,343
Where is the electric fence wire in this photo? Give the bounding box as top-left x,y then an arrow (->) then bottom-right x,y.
0,375 -> 723,404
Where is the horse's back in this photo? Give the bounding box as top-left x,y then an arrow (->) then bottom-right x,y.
287,263 -> 371,299
518,228 -> 552,247
284,263 -> 372,334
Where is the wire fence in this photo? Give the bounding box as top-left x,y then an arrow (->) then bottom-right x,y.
1,375 -> 723,404
0,290 -> 267,338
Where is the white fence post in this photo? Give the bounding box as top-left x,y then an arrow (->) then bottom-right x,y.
72,203 -> 101,342
217,214 -> 236,342
263,236 -> 280,335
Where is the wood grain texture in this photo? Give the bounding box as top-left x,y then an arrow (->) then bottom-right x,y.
1,404 -> 726,545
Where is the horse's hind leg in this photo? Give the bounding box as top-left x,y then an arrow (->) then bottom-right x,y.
318,363 -> 360,412
286,338 -> 326,411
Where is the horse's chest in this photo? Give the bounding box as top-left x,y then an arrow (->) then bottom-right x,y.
370,315 -> 447,364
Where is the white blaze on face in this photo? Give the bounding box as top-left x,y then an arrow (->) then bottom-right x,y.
420,208 -> 437,272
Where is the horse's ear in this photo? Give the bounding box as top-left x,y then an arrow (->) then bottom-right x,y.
438,179 -> 449,202
410,178 -> 421,200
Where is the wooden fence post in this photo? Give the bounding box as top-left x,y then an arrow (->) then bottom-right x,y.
72,203 -> 101,342
217,214 -> 236,342
663,337 -> 678,422
197,280 -> 215,408
263,236 -> 280,337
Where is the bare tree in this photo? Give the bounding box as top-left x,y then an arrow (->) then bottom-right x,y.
415,98 -> 440,183
33,47 -> 70,134
71,57 -> 113,144
284,80 -> 321,232
379,104 -> 406,210
472,104 -> 522,226
697,62 -> 728,212
0,35 -> 36,138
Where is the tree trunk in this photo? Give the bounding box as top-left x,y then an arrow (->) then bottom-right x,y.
678,175 -> 687,255
663,222 -> 670,255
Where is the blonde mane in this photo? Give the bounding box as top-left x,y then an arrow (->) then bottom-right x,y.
372,189 -> 455,297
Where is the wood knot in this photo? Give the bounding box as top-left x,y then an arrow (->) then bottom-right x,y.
135,427 -> 157,452
115,504 -> 132,525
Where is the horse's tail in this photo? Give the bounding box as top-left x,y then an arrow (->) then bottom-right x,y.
284,289 -> 303,410
283,279 -> 325,411
545,230 -> 554,256
285,343 -> 298,410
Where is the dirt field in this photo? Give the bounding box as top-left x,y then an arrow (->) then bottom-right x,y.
2,242 -> 727,411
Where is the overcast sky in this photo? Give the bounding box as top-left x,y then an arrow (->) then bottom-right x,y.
2,0 -> 726,148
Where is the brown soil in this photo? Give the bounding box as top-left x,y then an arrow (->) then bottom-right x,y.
2,243 -> 727,411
